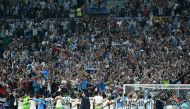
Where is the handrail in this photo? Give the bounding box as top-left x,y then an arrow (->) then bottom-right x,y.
0,16 -> 173,22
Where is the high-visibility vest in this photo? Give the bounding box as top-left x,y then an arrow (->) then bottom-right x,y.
163,80 -> 169,88
163,80 -> 169,84
76,8 -> 82,17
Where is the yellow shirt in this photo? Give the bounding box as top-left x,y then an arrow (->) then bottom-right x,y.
76,8 -> 82,17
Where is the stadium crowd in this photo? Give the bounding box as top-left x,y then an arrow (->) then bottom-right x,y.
0,0 -> 190,109
0,0 -> 79,19
0,0 -> 190,18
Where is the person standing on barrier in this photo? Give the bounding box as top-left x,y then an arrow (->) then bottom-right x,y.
93,91 -> 104,109
80,91 -> 90,109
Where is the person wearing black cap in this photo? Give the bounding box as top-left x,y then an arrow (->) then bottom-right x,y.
80,91 -> 90,109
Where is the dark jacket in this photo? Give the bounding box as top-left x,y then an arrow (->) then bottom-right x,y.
80,96 -> 90,109
8,94 -> 19,107
155,100 -> 165,109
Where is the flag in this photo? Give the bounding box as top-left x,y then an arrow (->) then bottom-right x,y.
41,70 -> 49,81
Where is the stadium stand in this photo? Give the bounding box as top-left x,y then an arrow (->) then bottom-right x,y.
0,0 -> 190,109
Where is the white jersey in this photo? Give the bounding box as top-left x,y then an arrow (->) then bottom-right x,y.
109,100 -> 116,109
45,98 -> 54,109
137,99 -> 145,109
71,98 -> 78,109
30,99 -> 36,109
55,96 -> 64,108
129,98 -> 137,109
165,105 -> 178,109
63,96 -> 71,109
93,96 -> 104,108
123,98 -> 130,109
78,99 -> 82,107
102,99 -> 109,109
89,97 -> 94,109
146,99 -> 154,109
18,100 -> 23,109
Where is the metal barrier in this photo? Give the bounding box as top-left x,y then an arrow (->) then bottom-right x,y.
123,84 -> 190,109
0,16 -> 173,23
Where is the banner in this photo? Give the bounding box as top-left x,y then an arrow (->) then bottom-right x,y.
152,16 -> 172,23
86,0 -> 109,14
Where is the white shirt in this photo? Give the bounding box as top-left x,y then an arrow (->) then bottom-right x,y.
93,96 -> 104,108
130,100 -> 137,109
18,100 -> 23,109
102,99 -> 109,109
77,99 -> 81,107
55,97 -> 63,108
89,97 -> 94,109
69,9 -> 75,18
71,98 -> 78,109
45,98 -> 53,109
93,95 -> 104,105
146,99 -> 154,109
30,100 -> 36,109
123,98 -> 129,108
63,96 -> 71,109
137,99 -> 145,109
33,28 -> 38,36
165,105 -> 178,109
47,83 -> 51,93
109,100 -> 116,109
